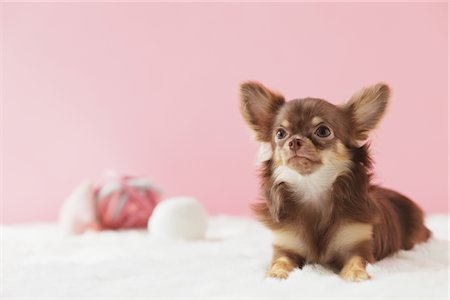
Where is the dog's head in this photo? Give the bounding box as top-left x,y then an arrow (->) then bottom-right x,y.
240,81 -> 390,220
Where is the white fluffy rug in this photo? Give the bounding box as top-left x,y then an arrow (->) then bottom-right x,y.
2,215 -> 449,299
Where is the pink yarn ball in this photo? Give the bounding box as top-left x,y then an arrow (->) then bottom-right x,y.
95,177 -> 159,230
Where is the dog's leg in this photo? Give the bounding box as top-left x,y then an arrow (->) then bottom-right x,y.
267,256 -> 296,279
338,240 -> 373,282
267,247 -> 305,279
339,255 -> 370,281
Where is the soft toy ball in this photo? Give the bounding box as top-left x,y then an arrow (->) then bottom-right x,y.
148,196 -> 207,240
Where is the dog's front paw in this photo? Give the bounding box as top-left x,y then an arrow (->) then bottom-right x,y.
340,256 -> 371,282
267,266 -> 290,279
340,268 -> 371,282
267,257 -> 295,279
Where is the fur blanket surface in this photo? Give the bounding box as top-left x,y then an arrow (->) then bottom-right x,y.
3,215 -> 448,299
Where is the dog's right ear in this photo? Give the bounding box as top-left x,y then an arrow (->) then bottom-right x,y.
342,83 -> 390,143
239,81 -> 285,142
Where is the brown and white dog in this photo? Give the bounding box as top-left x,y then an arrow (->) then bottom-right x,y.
239,81 -> 430,281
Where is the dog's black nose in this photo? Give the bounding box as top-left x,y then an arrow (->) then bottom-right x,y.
289,138 -> 303,151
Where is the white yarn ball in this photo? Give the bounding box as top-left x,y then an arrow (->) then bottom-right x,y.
148,196 -> 207,240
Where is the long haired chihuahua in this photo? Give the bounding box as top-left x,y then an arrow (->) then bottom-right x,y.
239,81 -> 430,281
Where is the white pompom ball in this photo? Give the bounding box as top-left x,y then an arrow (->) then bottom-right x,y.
148,196 -> 207,240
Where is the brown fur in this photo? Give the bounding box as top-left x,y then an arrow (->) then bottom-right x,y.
240,81 -> 430,281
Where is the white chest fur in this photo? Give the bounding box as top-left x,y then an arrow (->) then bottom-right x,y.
272,159 -> 350,204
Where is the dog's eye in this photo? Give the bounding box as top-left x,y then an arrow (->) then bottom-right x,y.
315,126 -> 331,138
276,128 -> 287,139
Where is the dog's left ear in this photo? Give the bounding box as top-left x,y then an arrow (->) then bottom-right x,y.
342,83 -> 390,142
239,81 -> 285,142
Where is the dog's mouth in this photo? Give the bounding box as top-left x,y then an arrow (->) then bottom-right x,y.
290,155 -> 310,160
288,154 -> 319,164
286,154 -> 322,175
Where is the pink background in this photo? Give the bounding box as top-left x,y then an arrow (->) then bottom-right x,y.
2,3 -> 448,223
